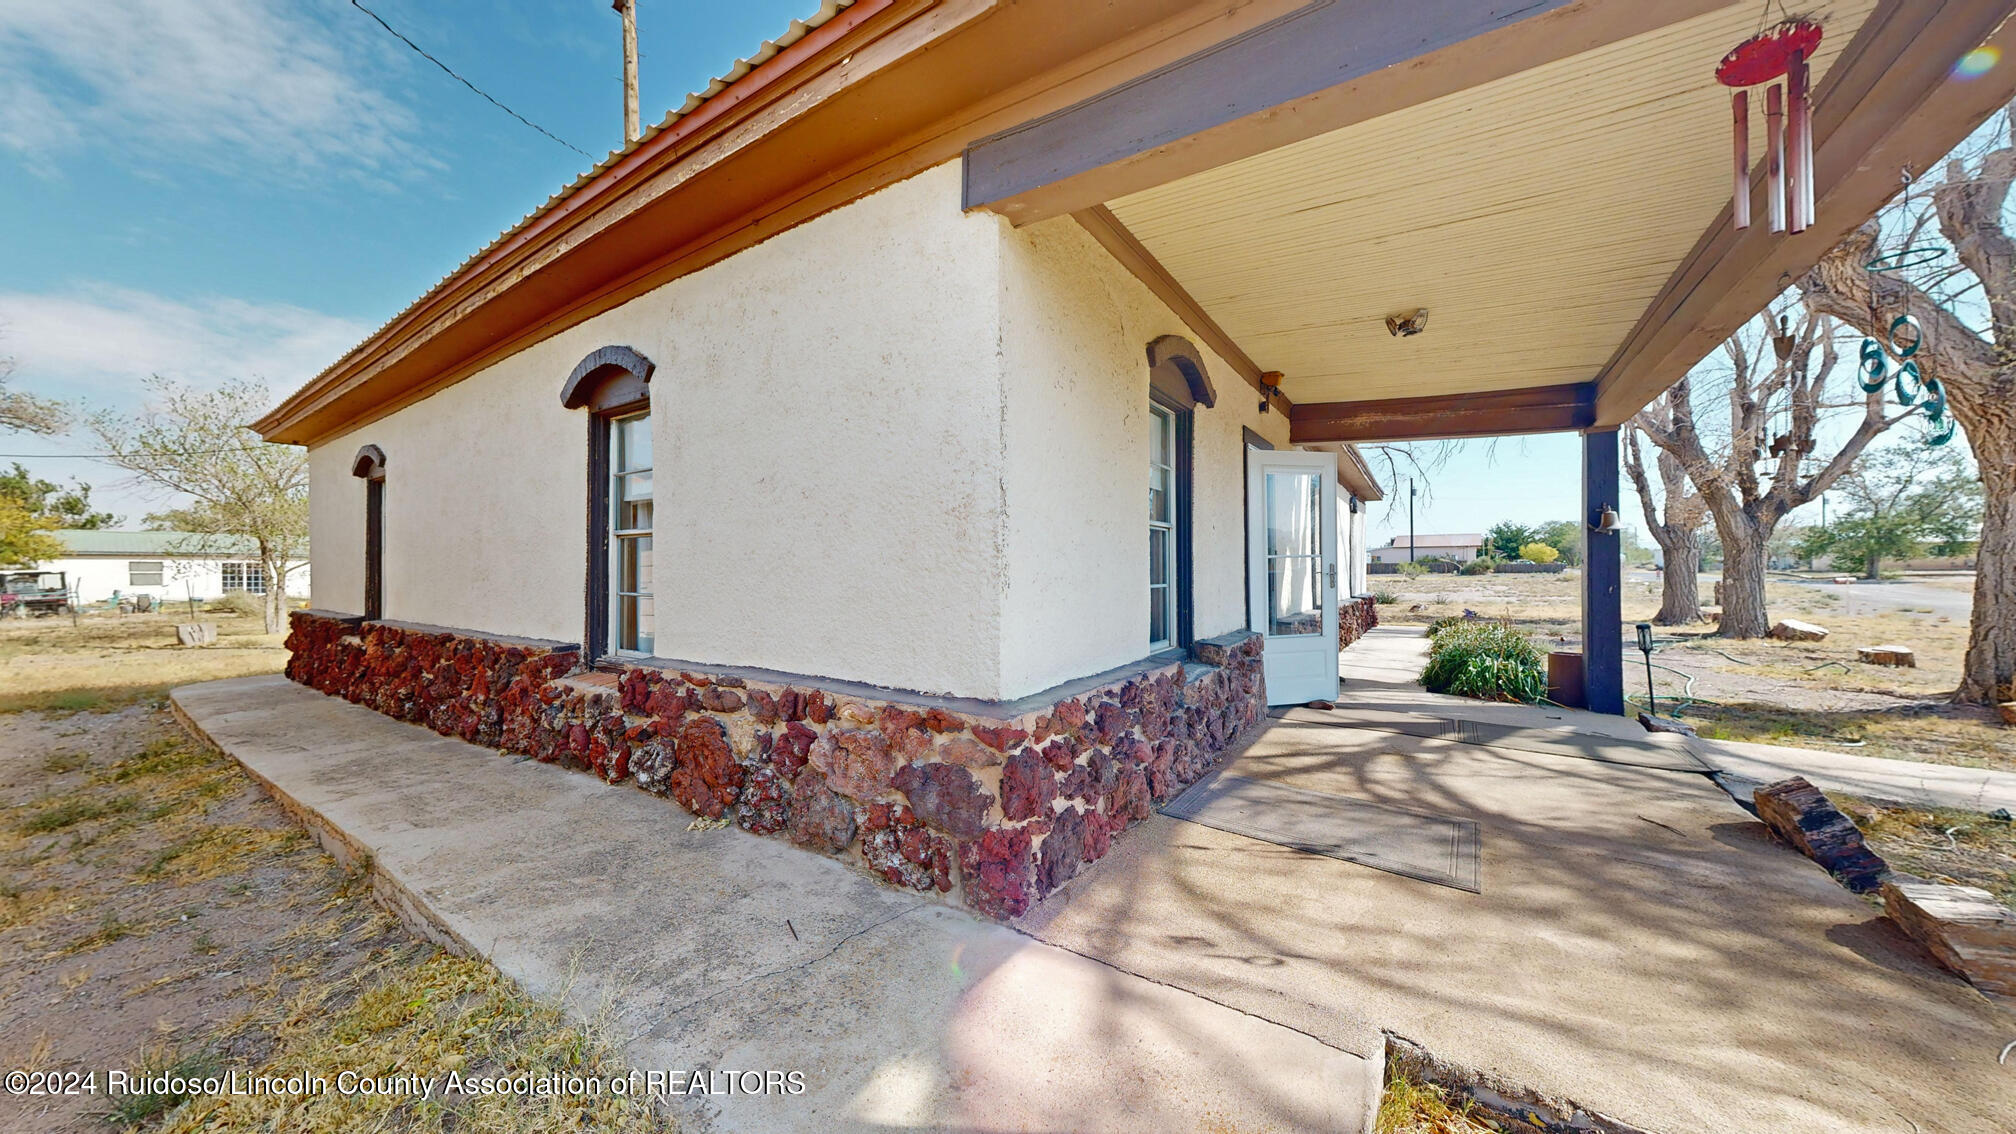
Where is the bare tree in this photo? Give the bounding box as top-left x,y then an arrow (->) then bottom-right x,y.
1631,305 -> 1906,638
0,353 -> 65,435
89,377 -> 307,633
1622,423 -> 1707,624
1798,111 -> 2016,702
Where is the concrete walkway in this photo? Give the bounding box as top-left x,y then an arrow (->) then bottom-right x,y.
171,676 -> 1375,1134
1025,707 -> 2016,1133
1344,626 -> 2016,812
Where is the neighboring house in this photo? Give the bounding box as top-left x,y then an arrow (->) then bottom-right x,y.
1369,534 -> 1485,565
251,1 -> 2009,919
36,530 -> 309,606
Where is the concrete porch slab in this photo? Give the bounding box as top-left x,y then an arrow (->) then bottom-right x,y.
1018,720 -> 2016,1133
170,676 -> 1377,1134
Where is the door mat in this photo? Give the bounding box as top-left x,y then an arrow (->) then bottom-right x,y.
1161,772 -> 1480,892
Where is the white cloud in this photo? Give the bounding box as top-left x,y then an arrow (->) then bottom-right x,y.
0,0 -> 427,180
0,284 -> 370,408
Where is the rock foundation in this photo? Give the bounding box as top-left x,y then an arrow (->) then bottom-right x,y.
286,611 -> 1265,919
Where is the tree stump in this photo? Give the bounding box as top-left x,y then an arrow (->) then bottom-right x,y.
1856,644 -> 1916,667
1767,618 -> 1829,641
174,623 -> 218,647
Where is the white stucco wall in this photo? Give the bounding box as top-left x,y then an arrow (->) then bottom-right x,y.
309,163 -> 1012,695
305,159 -> 1317,701
33,556 -> 309,606
996,216 -> 1288,698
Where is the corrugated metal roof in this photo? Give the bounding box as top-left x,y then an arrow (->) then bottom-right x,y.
284,1 -> 855,413
50,530 -> 274,558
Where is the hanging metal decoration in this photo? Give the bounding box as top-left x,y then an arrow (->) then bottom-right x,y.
1857,308 -> 1955,447
1719,17 -> 1822,233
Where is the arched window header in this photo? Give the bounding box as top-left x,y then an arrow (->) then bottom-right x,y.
351,444 -> 387,480
1146,335 -> 1217,410
561,345 -> 655,411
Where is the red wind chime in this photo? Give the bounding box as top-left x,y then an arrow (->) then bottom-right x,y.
1718,18 -> 1822,233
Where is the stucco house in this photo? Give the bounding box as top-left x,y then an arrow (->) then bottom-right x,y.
32,530 -> 309,606
1368,534 -> 1486,566
255,0 -> 2016,919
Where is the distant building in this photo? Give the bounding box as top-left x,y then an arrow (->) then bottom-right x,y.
1368,533 -> 1485,565
34,530 -> 310,606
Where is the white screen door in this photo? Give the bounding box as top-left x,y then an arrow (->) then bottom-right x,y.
1247,447 -> 1339,705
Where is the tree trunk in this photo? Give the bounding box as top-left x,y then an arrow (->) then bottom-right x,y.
1656,535 -> 1702,624
1864,553 -> 1882,581
260,554 -> 283,635
1718,520 -> 1771,638
1961,441 -> 2016,702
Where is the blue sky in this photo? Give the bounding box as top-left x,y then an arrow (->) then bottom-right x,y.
0,0 -> 1965,544
0,0 -> 813,518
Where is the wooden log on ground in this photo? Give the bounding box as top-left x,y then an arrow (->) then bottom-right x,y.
1856,644 -> 1916,667
1752,776 -> 1888,893
1882,879 -> 2016,996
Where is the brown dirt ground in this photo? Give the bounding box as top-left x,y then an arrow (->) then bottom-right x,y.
1374,571 -> 2015,772
0,704 -> 670,1133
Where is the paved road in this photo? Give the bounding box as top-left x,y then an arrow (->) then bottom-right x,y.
1782,575 -> 1973,618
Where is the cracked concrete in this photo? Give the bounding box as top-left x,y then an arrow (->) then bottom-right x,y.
171,675 -> 1378,1133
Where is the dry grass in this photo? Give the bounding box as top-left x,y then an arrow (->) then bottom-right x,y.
1377,571 -> 2016,771
1838,796 -> 2016,906
2,702 -> 672,1133
0,610 -> 289,714
1377,1068 -> 1500,1133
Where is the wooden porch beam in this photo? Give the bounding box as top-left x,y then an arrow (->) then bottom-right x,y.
965,0 -> 1733,226
1072,205 -> 1288,411
1289,383 -> 1595,444
1593,0 -> 2016,426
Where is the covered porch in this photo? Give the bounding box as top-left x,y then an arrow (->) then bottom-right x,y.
965,0 -> 2016,712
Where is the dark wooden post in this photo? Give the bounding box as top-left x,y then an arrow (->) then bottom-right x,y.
1582,428 -> 1624,714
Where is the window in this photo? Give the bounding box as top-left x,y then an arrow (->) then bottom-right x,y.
1149,403 -> 1178,650
128,561 -> 164,587
221,562 -> 266,594
1144,336 -> 1206,653
353,444 -> 386,621
562,345 -> 656,659
609,412 -> 654,654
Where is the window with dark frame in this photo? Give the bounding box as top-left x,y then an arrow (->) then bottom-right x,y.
561,346 -> 656,661
1145,336 -> 1212,653
352,444 -> 387,622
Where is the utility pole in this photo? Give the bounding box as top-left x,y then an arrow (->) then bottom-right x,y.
614,0 -> 640,145
1408,477 -> 1416,563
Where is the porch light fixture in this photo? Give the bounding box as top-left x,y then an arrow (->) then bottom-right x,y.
1590,505 -> 1622,535
1384,308 -> 1429,337
1257,370 -> 1283,413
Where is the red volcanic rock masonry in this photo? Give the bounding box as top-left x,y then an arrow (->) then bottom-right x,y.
1340,594 -> 1379,649
285,611 -> 1267,919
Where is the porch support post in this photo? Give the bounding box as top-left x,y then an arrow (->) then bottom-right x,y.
1582,428 -> 1624,715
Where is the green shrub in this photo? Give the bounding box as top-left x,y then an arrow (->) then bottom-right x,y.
1458,558 -> 1494,575
1370,589 -> 1399,605
1419,621 -> 1546,703
1425,615 -> 1464,638
1394,561 -> 1430,578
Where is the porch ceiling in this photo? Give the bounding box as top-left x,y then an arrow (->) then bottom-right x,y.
1103,0 -> 1877,408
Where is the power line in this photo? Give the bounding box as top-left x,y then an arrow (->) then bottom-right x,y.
348,0 -> 593,160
